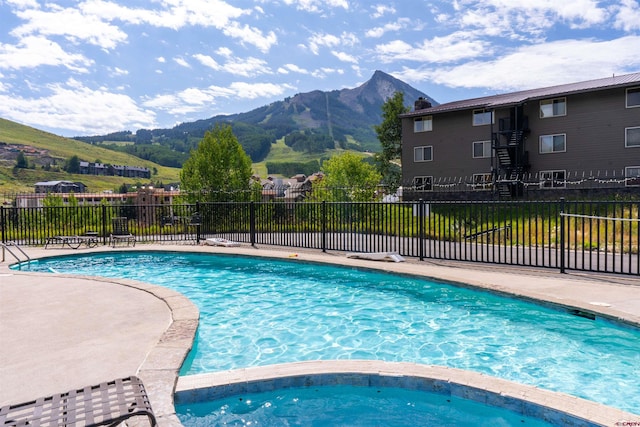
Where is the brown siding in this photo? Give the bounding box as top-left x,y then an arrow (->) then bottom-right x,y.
526,88 -> 640,176
401,110 -> 494,186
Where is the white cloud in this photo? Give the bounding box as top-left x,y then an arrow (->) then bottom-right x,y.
332,51 -> 357,63
396,36 -> 640,92
455,0 -> 608,36
193,54 -> 221,70
12,5 -> 128,50
371,4 -> 396,19
6,0 -> 39,8
143,82 -> 294,115
311,67 -> 345,78
193,52 -> 271,77
375,32 -> 489,63
365,18 -> 410,38
0,36 -> 92,71
279,63 -> 310,74
308,31 -> 357,55
0,78 -> 156,134
156,56 -> 166,63
281,0 -> 349,13
229,82 -> 294,99
11,0 -> 275,54
110,67 -> 128,76
614,0 -> 640,31
222,22 -> 277,53
216,47 -> 233,57
223,57 -> 271,77
173,57 -> 191,68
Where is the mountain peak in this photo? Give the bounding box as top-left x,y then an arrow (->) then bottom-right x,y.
77,72 -> 437,164
338,70 -> 436,114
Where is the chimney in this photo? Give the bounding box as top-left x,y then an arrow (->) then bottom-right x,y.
414,97 -> 432,110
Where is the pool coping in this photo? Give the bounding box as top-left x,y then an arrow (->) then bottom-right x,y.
174,360 -> 638,426
4,244 -> 640,425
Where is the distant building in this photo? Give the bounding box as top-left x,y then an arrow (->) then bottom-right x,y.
79,161 -> 150,179
17,186 -> 179,210
34,180 -> 87,194
260,173 -> 323,201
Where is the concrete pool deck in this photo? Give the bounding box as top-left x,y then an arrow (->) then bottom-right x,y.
1,244 -> 639,425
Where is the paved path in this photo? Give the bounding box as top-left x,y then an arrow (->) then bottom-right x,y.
0,272 -> 171,405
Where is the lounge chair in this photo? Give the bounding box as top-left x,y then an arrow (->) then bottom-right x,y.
109,217 -> 136,247
346,251 -> 406,262
45,235 -> 98,249
0,376 -> 156,426
204,237 -> 241,247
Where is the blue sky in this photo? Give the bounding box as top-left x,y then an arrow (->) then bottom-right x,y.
1,0 -> 639,137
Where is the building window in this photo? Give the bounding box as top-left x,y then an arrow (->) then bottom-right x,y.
540,170 -> 566,189
472,140 -> 492,158
625,166 -> 640,187
414,146 -> 433,162
472,173 -> 492,190
540,98 -> 566,118
539,134 -> 566,153
626,126 -> 640,148
472,109 -> 493,126
627,87 -> 640,108
414,116 -> 432,132
413,176 -> 433,191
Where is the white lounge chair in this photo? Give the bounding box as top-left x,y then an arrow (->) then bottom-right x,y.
346,252 -> 406,262
205,237 -> 241,247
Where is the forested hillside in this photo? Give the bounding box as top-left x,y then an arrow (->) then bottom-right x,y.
75,71 -> 435,169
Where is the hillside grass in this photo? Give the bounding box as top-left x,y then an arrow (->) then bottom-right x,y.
0,118 -> 180,193
252,137 -> 370,177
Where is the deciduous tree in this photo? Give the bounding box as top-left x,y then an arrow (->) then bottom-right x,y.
374,91 -> 409,192
180,124 -> 254,202
314,152 -> 381,202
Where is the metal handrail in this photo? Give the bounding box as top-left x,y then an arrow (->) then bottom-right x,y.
464,225 -> 512,240
1,241 -> 31,263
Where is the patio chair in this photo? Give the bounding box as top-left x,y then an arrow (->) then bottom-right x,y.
109,217 -> 136,247
0,376 -> 156,427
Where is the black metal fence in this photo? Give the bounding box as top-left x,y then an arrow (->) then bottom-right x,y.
1,199 -> 638,276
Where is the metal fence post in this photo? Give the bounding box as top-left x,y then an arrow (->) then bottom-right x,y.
101,205 -> 107,245
195,201 -> 201,244
419,199 -> 425,261
1,206 -> 5,243
250,201 -> 256,247
559,197 -> 566,274
321,201 -> 327,253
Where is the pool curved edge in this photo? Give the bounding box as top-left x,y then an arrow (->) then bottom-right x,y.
174,360 -> 639,427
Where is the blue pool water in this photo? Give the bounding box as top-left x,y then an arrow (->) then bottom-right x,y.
176,385 -> 556,427
18,251 -> 640,415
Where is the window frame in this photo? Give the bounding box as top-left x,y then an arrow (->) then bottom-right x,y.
414,145 -> 433,162
413,116 -> 433,133
625,126 -> 640,148
539,133 -> 566,154
625,166 -> 640,187
539,170 -> 566,189
472,173 -> 493,190
412,176 -> 433,191
472,109 -> 493,126
539,97 -> 567,118
626,87 -> 640,108
472,140 -> 492,158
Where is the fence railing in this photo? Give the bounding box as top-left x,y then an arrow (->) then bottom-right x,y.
1,199 -> 638,275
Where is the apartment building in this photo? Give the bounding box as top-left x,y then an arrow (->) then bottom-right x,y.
400,72 -> 640,199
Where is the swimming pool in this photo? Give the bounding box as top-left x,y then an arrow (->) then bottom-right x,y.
19,251 -> 640,415
176,383 -> 556,427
